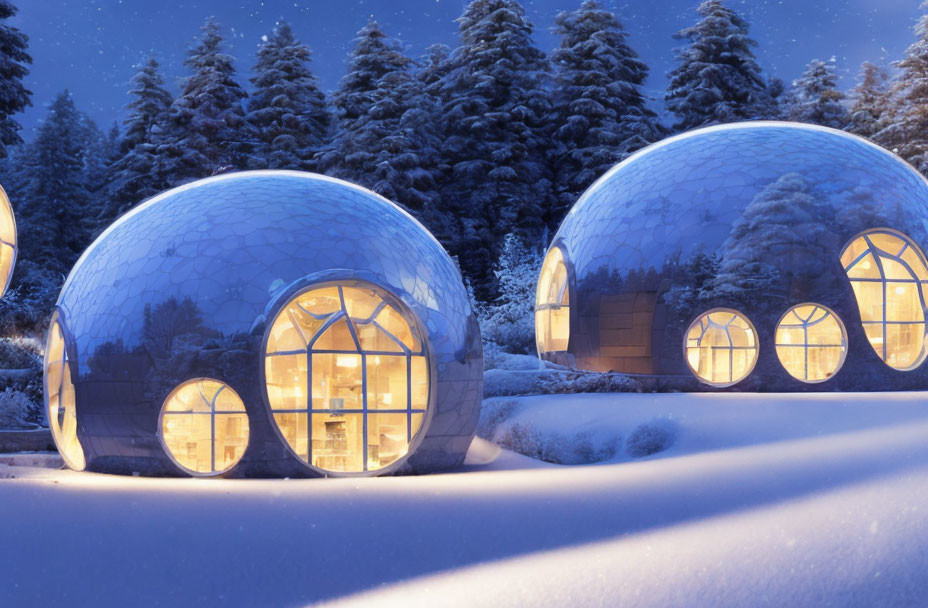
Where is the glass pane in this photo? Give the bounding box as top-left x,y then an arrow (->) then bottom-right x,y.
215,413 -> 250,469
312,317 -> 358,351
162,412 -> 212,472
684,309 -> 758,386
311,413 -> 363,472
273,412 -> 308,460
356,322 -> 405,352
342,286 -> 383,321
265,354 -> 307,410
375,306 -> 420,352
885,282 -> 923,322
311,353 -> 362,411
411,356 -> 428,409
295,286 -> 342,315
367,355 -> 407,410
868,232 -> 905,256
367,413 -> 408,470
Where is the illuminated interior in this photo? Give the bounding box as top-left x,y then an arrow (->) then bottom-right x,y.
45,313 -> 85,470
775,304 -> 847,382
684,309 -> 758,386
535,247 -> 570,353
160,379 -> 249,475
264,283 -> 429,474
0,185 -> 15,298
841,229 -> 928,370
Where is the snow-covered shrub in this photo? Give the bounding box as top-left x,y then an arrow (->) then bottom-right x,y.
476,397 -> 521,439
496,421 -> 618,465
626,418 -> 678,458
479,233 -> 542,356
484,366 -> 640,398
0,388 -> 39,430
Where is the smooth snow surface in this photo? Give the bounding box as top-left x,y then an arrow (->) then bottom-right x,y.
4,392 -> 928,607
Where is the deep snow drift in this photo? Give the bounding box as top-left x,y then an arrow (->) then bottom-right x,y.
4,392 -> 928,607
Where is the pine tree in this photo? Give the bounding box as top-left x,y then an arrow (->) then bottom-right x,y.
846,61 -> 891,139
319,21 -> 443,221
104,56 -> 174,223
549,0 -> 663,221
875,3 -> 928,174
783,58 -> 848,129
438,0 -> 553,300
157,18 -> 250,185
247,21 -> 330,171
479,232 -> 542,354
14,91 -> 92,272
665,0 -> 774,132
0,1 -> 31,158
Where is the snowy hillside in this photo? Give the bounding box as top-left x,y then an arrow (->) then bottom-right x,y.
3,392 -> 928,607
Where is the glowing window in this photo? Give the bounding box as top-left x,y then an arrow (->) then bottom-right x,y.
159,379 -> 249,476
841,229 -> 928,370
0,185 -> 15,298
535,247 -> 570,353
684,309 -> 758,387
264,283 -> 429,474
44,312 -> 84,470
775,304 -> 847,383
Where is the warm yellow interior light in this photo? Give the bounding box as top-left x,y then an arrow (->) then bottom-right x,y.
44,313 -> 85,471
775,304 -> 847,383
0,184 -> 16,298
684,309 -> 758,386
535,247 -> 570,354
265,283 -> 429,474
159,379 -> 249,475
841,229 -> 928,370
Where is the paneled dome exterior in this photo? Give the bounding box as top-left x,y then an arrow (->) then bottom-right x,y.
537,122 -> 928,391
47,171 -> 483,477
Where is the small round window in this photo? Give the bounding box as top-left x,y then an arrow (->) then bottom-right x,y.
264,282 -> 429,475
775,304 -> 847,383
159,379 -> 250,476
684,308 -> 758,387
45,312 -> 85,470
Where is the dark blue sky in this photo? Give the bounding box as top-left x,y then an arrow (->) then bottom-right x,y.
8,0 -> 923,137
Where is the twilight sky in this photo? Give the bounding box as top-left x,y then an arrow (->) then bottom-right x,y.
8,0 -> 923,137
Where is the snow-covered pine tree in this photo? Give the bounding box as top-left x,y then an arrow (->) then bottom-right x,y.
14,91 -> 92,272
480,232 -> 542,354
0,1 -> 31,159
549,0 -> 663,223
247,21 -> 330,171
708,173 -> 838,307
438,0 -> 553,300
783,58 -> 848,129
665,0 -> 774,132
103,55 -> 174,223
846,62 -> 891,139
157,18 -> 250,185
319,21 -> 443,227
875,3 -> 928,174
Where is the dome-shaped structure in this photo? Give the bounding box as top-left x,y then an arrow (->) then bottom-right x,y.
538,121 -> 928,391
47,171 -> 482,476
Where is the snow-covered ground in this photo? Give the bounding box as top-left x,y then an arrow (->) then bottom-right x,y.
4,392 -> 928,607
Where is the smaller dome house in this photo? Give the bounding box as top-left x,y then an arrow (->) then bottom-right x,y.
0,183 -> 16,298
46,172 -> 483,477
537,122 -> 928,391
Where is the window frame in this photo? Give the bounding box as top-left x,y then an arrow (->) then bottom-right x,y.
683,307 -> 759,388
774,303 -> 848,383
535,244 -> 572,355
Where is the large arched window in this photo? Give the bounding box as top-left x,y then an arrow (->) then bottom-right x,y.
684,308 -> 758,387
535,247 -> 570,354
264,283 -> 429,474
0,185 -> 16,298
45,312 -> 84,471
159,379 -> 249,476
841,228 -> 928,370
775,303 -> 847,383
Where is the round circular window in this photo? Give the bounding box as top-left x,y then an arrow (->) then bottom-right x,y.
775,303 -> 847,383
159,379 -> 250,476
44,312 -> 85,471
263,281 -> 430,475
684,308 -> 759,387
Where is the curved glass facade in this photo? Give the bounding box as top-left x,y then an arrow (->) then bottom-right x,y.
159,379 -> 249,475
535,247 -> 570,354
841,229 -> 928,370
775,304 -> 847,382
44,313 -> 84,471
685,309 -> 758,387
264,282 -> 429,474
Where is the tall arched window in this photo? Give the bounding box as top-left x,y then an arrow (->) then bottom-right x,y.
45,312 -> 85,471
264,283 -> 429,474
684,308 -> 758,387
535,247 -> 570,354
841,228 -> 928,370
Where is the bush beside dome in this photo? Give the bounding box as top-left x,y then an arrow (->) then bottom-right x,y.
537,121 -> 928,391
45,171 -> 483,477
